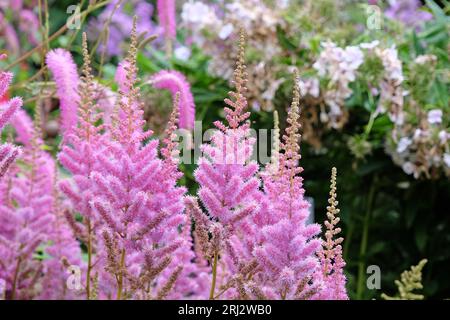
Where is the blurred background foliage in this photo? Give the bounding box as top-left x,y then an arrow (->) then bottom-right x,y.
1,0 -> 449,299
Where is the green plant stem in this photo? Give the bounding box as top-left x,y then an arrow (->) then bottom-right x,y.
356,178 -> 377,299
209,252 -> 218,300
116,248 -> 126,300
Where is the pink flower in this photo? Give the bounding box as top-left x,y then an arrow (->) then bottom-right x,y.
427,109 -> 443,124
157,0 -> 176,39
46,49 -> 80,137
150,70 -> 195,130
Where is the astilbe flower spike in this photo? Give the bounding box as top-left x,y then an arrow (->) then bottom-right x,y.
316,167 -> 348,300
58,33 -> 108,299
59,19 -> 203,300
253,71 -> 322,300
46,49 -> 80,136
381,259 -> 428,300
157,0 -> 176,55
189,30 -> 266,299
0,108 -> 82,300
0,53 -> 22,178
157,0 -> 176,40
150,70 -> 195,130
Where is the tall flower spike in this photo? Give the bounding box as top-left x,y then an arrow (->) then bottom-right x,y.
157,0 -> 176,40
381,259 -> 428,300
157,0 -> 176,55
267,110 -> 280,174
0,53 -> 22,178
111,16 -> 150,146
253,70 -> 322,299
150,70 -> 195,130
193,30 -> 263,299
161,92 -> 181,165
316,167 -> 348,300
215,29 -> 250,131
46,48 -> 80,137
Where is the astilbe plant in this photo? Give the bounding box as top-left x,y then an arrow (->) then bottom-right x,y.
58,22 -> 203,299
316,167 -> 348,300
252,72 -> 322,300
0,106 -> 82,300
381,259 -> 428,300
0,54 -> 22,178
1,25 -> 351,299
46,48 -> 80,136
150,70 -> 196,130
188,31 -> 265,300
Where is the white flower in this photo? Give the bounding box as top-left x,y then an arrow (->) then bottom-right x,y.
402,162 -> 415,175
218,23 -> 234,40
414,54 -> 437,65
427,109 -> 443,124
360,40 -> 380,49
174,46 -> 191,61
444,153 -> 450,168
413,128 -> 423,141
439,130 -> 449,144
396,137 -> 412,153
343,46 -> 364,70
298,78 -> 319,98
181,1 -> 218,28
376,46 -> 404,84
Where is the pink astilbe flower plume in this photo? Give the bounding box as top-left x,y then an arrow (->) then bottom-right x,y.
316,167 -> 348,300
59,21 -> 203,300
150,70 -> 195,130
58,33 -> 108,299
190,31 -> 264,299
46,48 -> 80,137
157,0 -> 176,40
0,108 -> 83,299
0,53 -> 22,178
253,70 -> 322,300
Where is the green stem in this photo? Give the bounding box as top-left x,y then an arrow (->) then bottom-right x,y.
209,252 -> 218,300
356,179 -> 377,299
116,248 -> 126,300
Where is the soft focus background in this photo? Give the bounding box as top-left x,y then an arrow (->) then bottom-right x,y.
1,0 -> 449,299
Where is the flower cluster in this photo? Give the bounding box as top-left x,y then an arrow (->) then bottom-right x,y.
0,53 -> 22,178
0,90 -> 82,299
0,2 -> 40,57
185,34 -> 348,300
308,39 -> 449,179
312,42 -> 364,129
1,25 -> 348,299
181,0 -> 286,111
384,0 -> 432,30
87,0 -> 161,58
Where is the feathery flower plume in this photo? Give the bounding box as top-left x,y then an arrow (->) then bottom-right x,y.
46,49 -> 80,137
254,70 -> 322,300
267,110 -> 280,175
58,33 -> 107,299
70,18 -> 201,300
316,167 -> 348,300
157,0 -> 176,55
157,0 -> 176,40
0,106 -> 82,299
192,30 -> 264,299
150,70 -> 195,130
0,53 -> 22,178
381,259 -> 428,300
